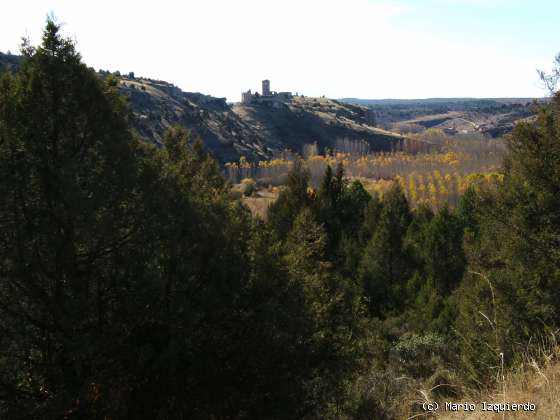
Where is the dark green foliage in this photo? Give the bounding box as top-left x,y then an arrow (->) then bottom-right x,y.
0,19 -> 154,417
267,158 -> 311,238
408,206 -> 466,299
456,186 -> 478,235
314,163 -> 372,261
311,164 -> 372,280
455,91 -> 560,386
0,19 -> 366,419
454,271 -> 505,387
340,180 -> 371,236
421,207 -> 466,295
360,191 -> 383,243
315,164 -> 343,256
359,183 -> 413,317
282,208 -> 370,417
391,333 -> 448,379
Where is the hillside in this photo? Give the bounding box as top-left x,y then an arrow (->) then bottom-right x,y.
339,97 -> 539,106
0,51 -> 19,72
230,96 -> 403,154
340,97 -> 539,137
120,77 -> 404,163
1,52 -> 403,163
1,52 -> 538,162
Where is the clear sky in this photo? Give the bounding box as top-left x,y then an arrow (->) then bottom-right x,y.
2,0 -> 559,101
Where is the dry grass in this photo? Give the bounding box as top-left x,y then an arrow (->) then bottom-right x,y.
241,189 -> 279,220
436,347 -> 560,420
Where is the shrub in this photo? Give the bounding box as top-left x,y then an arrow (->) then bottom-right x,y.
240,177 -> 257,196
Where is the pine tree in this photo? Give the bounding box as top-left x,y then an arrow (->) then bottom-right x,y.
359,183 -> 413,316
0,18 -> 154,417
456,90 -> 560,385
315,164 -> 342,255
340,179 -> 371,236
283,208 -> 367,416
0,18 -> 250,419
456,186 -> 479,235
0,19 -> 370,419
360,191 -> 383,244
336,180 -> 371,277
407,206 -> 466,333
421,206 -> 466,296
267,158 -> 311,238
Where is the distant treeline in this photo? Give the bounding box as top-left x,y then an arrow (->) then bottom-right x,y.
340,97 -> 542,107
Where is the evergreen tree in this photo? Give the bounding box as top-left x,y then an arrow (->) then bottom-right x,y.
0,19 -> 370,419
456,186 -> 479,236
267,158 -> 311,238
456,91 -> 560,385
315,164 -> 346,258
340,179 -> 371,237
283,208 -> 368,416
359,183 -> 412,316
408,206 -> 466,333
337,180 -> 371,277
420,206 -> 466,296
360,191 -> 383,244
0,18 -> 156,417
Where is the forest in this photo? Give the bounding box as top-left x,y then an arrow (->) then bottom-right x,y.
225,131 -> 505,213
1,20 -> 560,419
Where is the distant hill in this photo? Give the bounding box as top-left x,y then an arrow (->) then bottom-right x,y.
0,51 -> 20,72
5,49 -> 536,161
339,96 -> 542,137
0,53 -> 403,163
9,49 -> 537,159
339,97 -> 541,106
114,77 -> 404,163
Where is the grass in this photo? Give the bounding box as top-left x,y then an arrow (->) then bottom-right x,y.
436,345 -> 560,419
240,188 -> 279,220
432,275 -> 559,419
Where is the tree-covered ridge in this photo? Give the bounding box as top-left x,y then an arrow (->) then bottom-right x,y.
0,51 -> 19,72
1,19 -> 560,419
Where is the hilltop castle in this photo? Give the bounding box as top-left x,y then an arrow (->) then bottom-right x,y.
241,80 -> 292,104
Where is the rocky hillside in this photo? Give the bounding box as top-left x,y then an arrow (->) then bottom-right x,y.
1,53 -> 404,163
118,77 -> 253,163
119,77 -> 403,163
341,97 -> 538,138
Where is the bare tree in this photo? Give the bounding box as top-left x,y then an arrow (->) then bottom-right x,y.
538,53 -> 560,94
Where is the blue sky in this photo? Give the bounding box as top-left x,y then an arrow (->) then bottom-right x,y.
2,0 -> 559,101
396,0 -> 558,54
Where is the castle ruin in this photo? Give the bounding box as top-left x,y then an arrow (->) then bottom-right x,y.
241,80 -> 292,105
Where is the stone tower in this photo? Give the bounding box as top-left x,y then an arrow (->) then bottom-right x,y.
241,90 -> 253,104
262,79 -> 270,96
